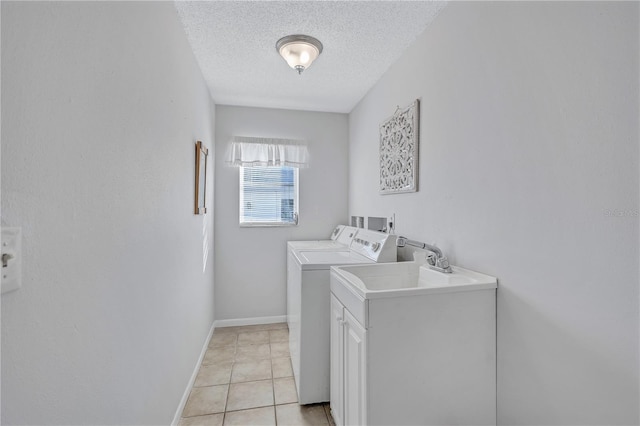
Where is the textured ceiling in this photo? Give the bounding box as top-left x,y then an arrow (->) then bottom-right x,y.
174,1 -> 446,113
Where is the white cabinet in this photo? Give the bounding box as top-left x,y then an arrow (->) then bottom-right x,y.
330,295 -> 345,426
343,308 -> 367,426
331,294 -> 368,426
329,270 -> 497,426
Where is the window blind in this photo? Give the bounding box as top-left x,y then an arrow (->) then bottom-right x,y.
240,166 -> 298,225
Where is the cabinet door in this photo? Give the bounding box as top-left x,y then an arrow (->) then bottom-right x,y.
343,309 -> 367,426
330,294 -> 345,426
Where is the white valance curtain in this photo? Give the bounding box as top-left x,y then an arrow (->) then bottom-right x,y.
225,136 -> 310,168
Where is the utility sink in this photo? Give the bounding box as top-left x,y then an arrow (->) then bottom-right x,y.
331,260 -> 497,299
329,258 -> 497,425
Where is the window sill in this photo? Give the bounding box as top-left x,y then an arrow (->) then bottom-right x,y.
239,222 -> 298,228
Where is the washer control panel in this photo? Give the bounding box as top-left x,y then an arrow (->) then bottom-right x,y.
331,225 -> 344,240
335,226 -> 359,246
350,230 -> 397,263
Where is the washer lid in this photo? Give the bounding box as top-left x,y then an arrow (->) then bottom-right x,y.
287,240 -> 350,251
295,250 -> 373,270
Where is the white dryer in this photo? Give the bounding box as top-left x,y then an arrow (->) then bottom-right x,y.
287,225 -> 358,252
287,229 -> 397,404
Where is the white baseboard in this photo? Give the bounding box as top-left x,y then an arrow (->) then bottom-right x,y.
171,322 -> 215,426
213,315 -> 287,329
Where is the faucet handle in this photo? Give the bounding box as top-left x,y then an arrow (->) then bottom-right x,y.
433,256 -> 452,273
437,256 -> 450,269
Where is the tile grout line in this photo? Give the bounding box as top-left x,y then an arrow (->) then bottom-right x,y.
270,334 -> 278,426
221,332 -> 238,423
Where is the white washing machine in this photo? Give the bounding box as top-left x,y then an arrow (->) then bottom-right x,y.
287,225 -> 358,252
287,229 -> 397,404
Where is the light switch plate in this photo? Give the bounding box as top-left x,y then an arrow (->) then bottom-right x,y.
2,227 -> 22,294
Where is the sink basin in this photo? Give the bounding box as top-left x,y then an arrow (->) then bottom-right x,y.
331,261 -> 497,299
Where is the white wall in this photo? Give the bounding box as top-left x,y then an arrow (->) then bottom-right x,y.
215,105 -> 348,321
1,2 -> 215,424
349,2 -> 639,424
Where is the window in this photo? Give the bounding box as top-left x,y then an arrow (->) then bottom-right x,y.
240,166 -> 299,226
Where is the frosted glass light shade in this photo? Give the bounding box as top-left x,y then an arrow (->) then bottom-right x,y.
276,35 -> 323,74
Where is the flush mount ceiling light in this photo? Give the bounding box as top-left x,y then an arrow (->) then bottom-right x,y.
276,34 -> 323,75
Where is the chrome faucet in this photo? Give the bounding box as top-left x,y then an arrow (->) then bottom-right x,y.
396,236 -> 453,273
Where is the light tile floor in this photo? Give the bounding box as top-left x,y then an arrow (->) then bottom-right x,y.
179,323 -> 335,426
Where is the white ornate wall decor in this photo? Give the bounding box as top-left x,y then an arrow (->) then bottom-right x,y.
379,99 -> 419,194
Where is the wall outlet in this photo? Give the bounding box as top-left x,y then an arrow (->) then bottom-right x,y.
2,227 -> 22,294
388,213 -> 396,233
